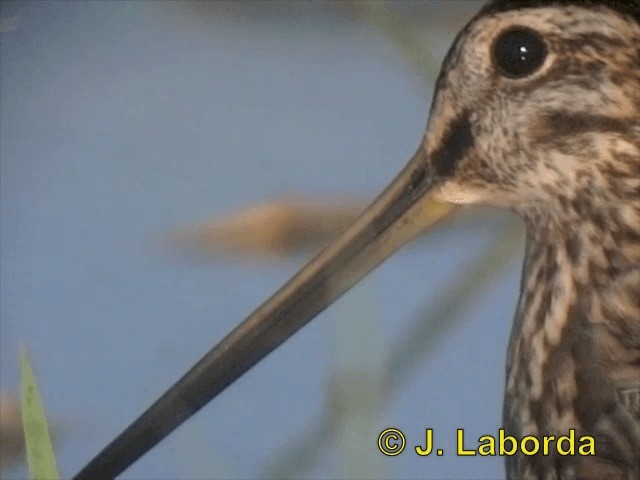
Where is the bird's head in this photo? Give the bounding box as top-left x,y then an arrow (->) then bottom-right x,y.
425,0 -> 640,215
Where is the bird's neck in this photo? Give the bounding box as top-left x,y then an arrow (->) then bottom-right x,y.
503,206 -> 639,436
502,206 -> 639,478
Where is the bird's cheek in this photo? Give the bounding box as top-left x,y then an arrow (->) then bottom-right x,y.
432,178 -> 489,205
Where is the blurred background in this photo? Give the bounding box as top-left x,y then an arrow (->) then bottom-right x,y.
1,1 -> 526,478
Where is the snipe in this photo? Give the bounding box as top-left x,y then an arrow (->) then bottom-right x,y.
76,1 -> 639,478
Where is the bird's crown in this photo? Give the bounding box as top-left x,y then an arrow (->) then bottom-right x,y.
481,0 -> 639,24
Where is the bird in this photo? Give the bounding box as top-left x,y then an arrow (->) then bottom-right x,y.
75,0 -> 639,478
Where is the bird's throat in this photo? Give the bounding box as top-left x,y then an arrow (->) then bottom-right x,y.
502,209 -> 640,477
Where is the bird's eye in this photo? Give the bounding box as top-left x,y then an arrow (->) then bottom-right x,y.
493,27 -> 547,78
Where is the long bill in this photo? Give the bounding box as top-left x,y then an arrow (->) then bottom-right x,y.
74,142 -> 442,479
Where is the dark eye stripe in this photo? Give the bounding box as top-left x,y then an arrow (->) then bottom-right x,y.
432,112 -> 474,178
